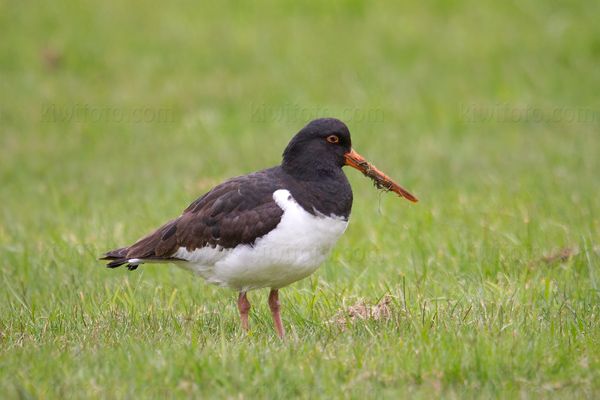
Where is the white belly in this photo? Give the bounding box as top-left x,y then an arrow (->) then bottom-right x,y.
173,189 -> 349,292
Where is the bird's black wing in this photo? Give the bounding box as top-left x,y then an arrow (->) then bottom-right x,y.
99,167 -> 285,270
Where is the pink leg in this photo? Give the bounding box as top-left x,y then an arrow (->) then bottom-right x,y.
268,289 -> 285,338
238,292 -> 251,331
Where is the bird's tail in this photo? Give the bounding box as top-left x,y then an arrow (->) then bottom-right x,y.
98,246 -> 140,271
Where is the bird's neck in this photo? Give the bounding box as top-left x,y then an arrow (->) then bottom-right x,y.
282,155 -> 342,182
279,162 -> 353,219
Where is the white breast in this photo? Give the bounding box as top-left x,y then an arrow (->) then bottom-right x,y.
173,189 -> 349,292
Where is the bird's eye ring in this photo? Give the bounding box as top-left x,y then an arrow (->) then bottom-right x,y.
327,135 -> 339,143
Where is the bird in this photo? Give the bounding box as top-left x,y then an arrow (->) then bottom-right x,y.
99,118 -> 417,337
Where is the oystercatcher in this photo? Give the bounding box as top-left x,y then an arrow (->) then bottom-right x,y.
100,118 -> 417,337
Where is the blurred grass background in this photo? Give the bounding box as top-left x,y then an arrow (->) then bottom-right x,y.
1,0 -> 599,399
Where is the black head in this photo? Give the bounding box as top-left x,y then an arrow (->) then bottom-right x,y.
282,118 -> 352,179
280,118 -> 419,203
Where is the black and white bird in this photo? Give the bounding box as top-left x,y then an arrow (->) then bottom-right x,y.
100,118 -> 417,337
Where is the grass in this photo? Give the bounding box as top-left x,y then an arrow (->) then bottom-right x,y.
1,0 -> 599,398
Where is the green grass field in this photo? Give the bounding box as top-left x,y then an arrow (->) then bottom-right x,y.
1,0 -> 599,398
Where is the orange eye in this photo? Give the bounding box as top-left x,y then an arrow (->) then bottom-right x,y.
327,135 -> 339,143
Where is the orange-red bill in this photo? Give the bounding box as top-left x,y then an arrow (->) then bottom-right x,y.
344,149 -> 418,203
